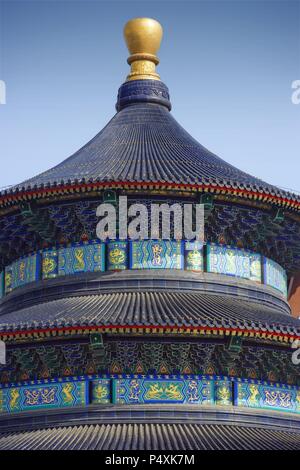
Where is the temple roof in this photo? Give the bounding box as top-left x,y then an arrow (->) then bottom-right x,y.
1,422 -> 300,450
0,291 -> 299,338
16,101 -> 280,190
1,18 -> 299,209
5,80 -> 297,204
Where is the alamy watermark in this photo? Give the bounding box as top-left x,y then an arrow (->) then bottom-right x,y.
0,340 -> 6,365
289,81 -> 300,367
291,80 -> 300,104
96,196 -> 205,242
292,339 -> 300,366
0,80 -> 6,105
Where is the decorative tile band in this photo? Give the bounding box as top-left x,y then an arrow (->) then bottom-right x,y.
214,380 -> 233,406
0,380 -> 87,413
91,379 -> 111,404
0,375 -> 299,415
58,241 -> 105,276
43,240 -> 105,280
0,272 -> 4,299
0,240 -> 287,299
107,241 -> 128,271
184,241 -> 204,271
114,378 -> 214,404
207,243 -> 261,283
263,257 -> 288,297
4,254 -> 41,295
130,240 -> 184,270
235,381 -> 300,414
42,249 -> 59,280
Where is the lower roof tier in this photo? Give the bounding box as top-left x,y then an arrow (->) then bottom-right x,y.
1,404 -> 300,450
2,423 -> 300,451
0,289 -> 299,341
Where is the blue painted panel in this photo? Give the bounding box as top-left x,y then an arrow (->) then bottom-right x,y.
91,379 -> 111,404
263,257 -> 287,297
4,265 -> 13,294
58,241 -> 105,276
0,271 -> 4,299
0,380 -> 87,413
42,249 -> 59,279
107,241 -> 128,271
184,241 -> 204,271
235,381 -> 300,414
207,243 -> 261,282
130,240 -> 184,269
4,253 -> 41,293
115,377 -> 214,404
215,379 -> 233,405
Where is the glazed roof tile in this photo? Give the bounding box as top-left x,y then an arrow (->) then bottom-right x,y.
2,80 -> 299,204
0,291 -> 299,336
1,422 -> 300,450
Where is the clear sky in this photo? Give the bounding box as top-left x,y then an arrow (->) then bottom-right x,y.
0,0 -> 299,192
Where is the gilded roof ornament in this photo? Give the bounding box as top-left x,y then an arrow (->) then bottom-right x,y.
124,17 -> 163,81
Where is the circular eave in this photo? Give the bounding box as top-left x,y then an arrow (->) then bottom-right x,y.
1,421 -> 300,450
0,289 -> 299,343
1,180 -> 299,212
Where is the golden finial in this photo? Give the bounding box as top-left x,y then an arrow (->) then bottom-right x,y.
124,17 -> 163,81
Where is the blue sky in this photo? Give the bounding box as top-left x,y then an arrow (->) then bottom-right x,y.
0,0 -> 299,192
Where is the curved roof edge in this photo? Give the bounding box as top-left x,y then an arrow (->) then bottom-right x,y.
0,291 -> 299,341
1,418 -> 300,450
1,180 -> 300,212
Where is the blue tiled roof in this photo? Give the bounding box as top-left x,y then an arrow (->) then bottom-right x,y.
1,422 -> 300,450
7,80 -> 297,200
0,291 -> 299,335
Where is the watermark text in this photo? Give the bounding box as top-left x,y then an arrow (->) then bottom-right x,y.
96,196 -> 205,242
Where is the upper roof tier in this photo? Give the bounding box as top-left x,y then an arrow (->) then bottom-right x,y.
16,82 -> 283,190
4,79 -> 298,205
1,18 -> 299,208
